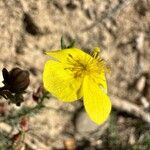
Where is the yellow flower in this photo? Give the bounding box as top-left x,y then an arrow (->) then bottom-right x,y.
43,47 -> 111,124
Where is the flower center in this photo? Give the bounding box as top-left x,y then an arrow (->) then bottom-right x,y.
63,48 -> 109,84
65,54 -> 90,78
64,48 -> 106,79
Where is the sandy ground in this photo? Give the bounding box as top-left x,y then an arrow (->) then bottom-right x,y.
0,0 -> 150,149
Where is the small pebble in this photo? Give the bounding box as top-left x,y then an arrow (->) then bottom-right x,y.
64,137 -> 76,150
75,111 -> 99,134
136,76 -> 146,92
140,97 -> 149,109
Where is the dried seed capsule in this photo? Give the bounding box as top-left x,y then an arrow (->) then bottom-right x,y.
2,68 -> 10,84
9,68 -> 30,93
2,67 -> 30,93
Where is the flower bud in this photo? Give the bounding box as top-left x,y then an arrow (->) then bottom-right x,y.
20,116 -> 29,132
12,131 -> 26,150
12,132 -> 21,143
2,68 -> 30,93
32,86 -> 44,102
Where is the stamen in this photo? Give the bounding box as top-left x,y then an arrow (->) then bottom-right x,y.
65,51 -> 107,79
92,47 -> 100,59
67,54 -> 78,65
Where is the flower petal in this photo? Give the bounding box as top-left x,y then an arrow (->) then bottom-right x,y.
97,73 -> 108,93
83,76 -> 111,124
43,60 -> 82,101
46,48 -> 92,63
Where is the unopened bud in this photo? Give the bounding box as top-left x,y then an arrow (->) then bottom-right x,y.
12,131 -> 25,150
32,86 -> 44,102
20,116 -> 29,132
12,132 -> 21,143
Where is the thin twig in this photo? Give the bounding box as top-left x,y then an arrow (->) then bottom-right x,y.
111,95 -> 150,124
0,103 -> 45,124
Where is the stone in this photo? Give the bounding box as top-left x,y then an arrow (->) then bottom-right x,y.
136,76 -> 146,92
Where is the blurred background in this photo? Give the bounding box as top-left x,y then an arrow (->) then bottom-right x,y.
0,0 -> 149,149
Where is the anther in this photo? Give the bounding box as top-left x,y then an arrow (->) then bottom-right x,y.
68,54 -> 73,58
